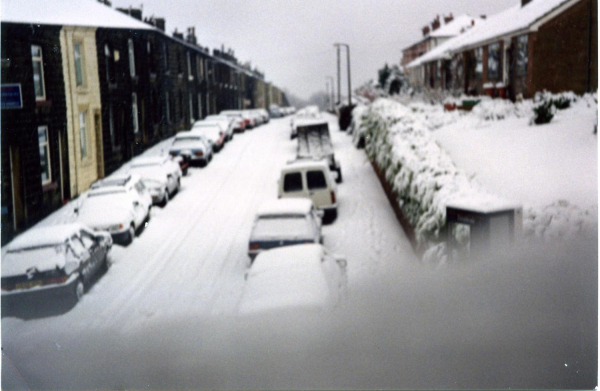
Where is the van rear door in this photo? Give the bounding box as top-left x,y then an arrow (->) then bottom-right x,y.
306,170 -> 331,209
281,171 -> 308,199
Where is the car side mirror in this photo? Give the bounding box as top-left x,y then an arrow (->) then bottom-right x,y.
133,201 -> 140,207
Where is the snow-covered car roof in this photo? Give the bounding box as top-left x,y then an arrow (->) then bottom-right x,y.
130,156 -> 170,167
283,160 -> 330,172
257,199 -> 314,217
173,132 -> 205,140
294,118 -> 328,129
91,174 -> 141,189
240,244 -> 331,314
6,223 -> 88,251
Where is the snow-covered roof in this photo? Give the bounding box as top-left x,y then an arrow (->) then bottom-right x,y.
6,223 -> 86,251
429,14 -> 483,38
257,199 -> 314,217
407,0 -> 575,68
294,118 -> 328,129
455,0 -> 573,51
446,199 -> 522,214
1,0 -> 155,30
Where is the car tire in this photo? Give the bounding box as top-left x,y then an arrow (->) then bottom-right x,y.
126,224 -> 135,245
72,279 -> 85,304
161,190 -> 169,207
176,178 -> 181,193
336,169 -> 343,184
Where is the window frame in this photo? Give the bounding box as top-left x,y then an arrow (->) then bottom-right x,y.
474,47 -> 483,78
487,42 -> 501,81
79,110 -> 88,159
38,125 -> 52,185
128,39 -> 136,77
132,93 -> 139,134
31,45 -> 46,101
74,41 -> 85,87
516,34 -> 529,77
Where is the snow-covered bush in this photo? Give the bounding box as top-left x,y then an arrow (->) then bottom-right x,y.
533,100 -> 555,124
523,200 -> 598,241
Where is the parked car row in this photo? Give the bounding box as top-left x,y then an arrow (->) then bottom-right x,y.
1,109 -> 277,308
239,107 -> 346,315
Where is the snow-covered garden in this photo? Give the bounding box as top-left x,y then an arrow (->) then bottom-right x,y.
351,91 -> 598,258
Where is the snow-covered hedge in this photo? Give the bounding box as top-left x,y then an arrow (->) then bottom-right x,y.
359,99 -> 503,251
356,94 -> 598,258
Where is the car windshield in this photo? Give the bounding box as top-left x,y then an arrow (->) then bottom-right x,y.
252,216 -> 312,240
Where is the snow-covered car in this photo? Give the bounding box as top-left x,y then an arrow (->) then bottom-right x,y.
248,199 -> 324,261
191,125 -> 226,152
221,110 -> 254,130
169,132 -> 213,166
214,112 -> 246,133
196,117 -> 235,141
278,161 -> 338,223
78,174 -> 152,245
269,104 -> 281,118
129,156 -> 182,206
246,110 -> 264,126
1,223 -> 112,305
254,109 -> 269,124
239,244 -> 347,315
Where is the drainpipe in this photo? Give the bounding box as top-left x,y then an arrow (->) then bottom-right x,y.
64,29 -> 79,195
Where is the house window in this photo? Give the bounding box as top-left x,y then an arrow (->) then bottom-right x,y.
74,42 -> 85,87
436,60 -> 441,81
162,42 -> 169,69
197,92 -> 202,119
108,104 -> 119,150
474,47 -> 483,78
165,92 -> 171,123
147,41 -> 156,75
197,55 -> 203,79
79,111 -> 88,159
38,126 -> 51,184
31,45 -> 46,100
178,91 -> 183,122
132,93 -> 139,134
516,35 -> 528,76
104,44 -> 116,84
187,51 -> 193,80
487,43 -> 501,80
128,39 -> 136,77
189,92 -> 194,124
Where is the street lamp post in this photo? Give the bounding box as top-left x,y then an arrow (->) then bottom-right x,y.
326,76 -> 334,111
334,43 -> 352,107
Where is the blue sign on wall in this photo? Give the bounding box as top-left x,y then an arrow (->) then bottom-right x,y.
1,84 -> 23,109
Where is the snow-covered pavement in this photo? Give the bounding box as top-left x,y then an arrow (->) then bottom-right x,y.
2,115 -> 420,389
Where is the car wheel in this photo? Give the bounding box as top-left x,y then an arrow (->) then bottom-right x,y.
145,207 -> 152,223
72,279 -> 85,304
161,190 -> 169,207
336,169 -> 343,184
126,224 -> 135,245
101,253 -> 111,272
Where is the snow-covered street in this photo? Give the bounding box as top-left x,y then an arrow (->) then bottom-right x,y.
2,115 -> 424,389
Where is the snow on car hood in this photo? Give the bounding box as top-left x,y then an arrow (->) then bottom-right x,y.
2,245 -> 79,277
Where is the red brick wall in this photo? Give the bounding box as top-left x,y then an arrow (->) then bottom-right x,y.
530,0 -> 597,95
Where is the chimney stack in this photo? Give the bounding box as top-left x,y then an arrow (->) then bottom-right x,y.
431,15 -> 441,31
480,14 -> 487,19
186,27 -> 197,45
155,18 -> 165,31
521,0 -> 533,6
173,28 -> 184,40
443,13 -> 454,24
422,25 -> 430,37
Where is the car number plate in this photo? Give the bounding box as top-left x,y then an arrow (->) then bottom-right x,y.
15,280 -> 43,290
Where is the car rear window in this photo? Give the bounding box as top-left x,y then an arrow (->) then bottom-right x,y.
283,173 -> 303,192
252,216 -> 312,240
307,170 -> 327,190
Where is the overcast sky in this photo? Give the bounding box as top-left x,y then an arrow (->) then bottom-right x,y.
111,0 -> 517,100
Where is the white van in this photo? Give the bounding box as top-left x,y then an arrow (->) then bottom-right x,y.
278,161 -> 338,223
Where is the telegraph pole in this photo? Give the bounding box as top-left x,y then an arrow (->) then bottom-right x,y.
334,43 -> 352,107
326,76 -> 334,111
335,44 -> 341,105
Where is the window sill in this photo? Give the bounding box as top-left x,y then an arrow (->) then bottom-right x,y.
42,182 -> 58,192
36,100 -> 52,108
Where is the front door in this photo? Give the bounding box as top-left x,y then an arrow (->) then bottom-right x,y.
94,111 -> 105,179
9,145 -> 25,231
